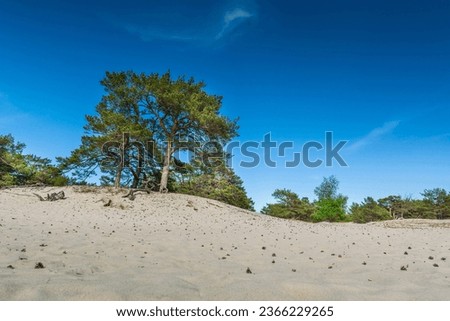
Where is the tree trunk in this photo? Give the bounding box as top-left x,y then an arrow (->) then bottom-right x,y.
159,140 -> 172,193
130,162 -> 141,188
114,159 -> 123,188
114,162 -> 123,188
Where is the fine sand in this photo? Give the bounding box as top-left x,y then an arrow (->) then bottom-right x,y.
1,186 -> 449,300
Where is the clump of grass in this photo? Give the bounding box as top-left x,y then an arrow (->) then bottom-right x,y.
73,185 -> 127,195
73,185 -> 100,194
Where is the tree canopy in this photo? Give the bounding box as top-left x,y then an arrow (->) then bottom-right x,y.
314,175 -> 341,200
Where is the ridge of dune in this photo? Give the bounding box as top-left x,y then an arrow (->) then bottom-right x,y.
1,186 -> 449,300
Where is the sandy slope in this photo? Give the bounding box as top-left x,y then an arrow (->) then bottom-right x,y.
0,186 -> 449,300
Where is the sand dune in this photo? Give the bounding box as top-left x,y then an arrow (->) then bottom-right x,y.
1,186 -> 449,300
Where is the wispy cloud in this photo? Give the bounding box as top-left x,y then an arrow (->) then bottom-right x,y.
347,120 -> 400,152
114,4 -> 255,45
216,8 -> 253,40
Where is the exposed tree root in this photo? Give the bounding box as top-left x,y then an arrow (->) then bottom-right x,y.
33,191 -> 66,201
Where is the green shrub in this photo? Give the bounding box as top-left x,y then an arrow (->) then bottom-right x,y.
311,197 -> 347,222
350,197 -> 392,223
175,174 -> 254,211
261,189 -> 314,221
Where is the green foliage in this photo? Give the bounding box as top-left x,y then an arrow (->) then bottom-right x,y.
350,197 -> 391,223
422,188 -> 447,205
175,172 -> 254,211
261,189 -> 314,221
174,159 -> 254,210
311,197 -> 347,222
0,134 -> 67,186
348,191 -> 450,223
172,139 -> 254,210
263,177 -> 349,222
395,199 -> 437,219
377,195 -> 401,218
377,191 -> 450,220
412,200 -> 438,219
421,188 -> 450,219
314,175 -> 340,200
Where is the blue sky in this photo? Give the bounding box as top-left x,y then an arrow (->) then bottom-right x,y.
1,0 -> 449,210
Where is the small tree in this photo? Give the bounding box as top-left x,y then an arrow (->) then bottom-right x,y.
311,176 -> 348,222
378,195 -> 403,219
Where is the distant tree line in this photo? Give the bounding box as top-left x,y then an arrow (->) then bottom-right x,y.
262,175 -> 450,223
